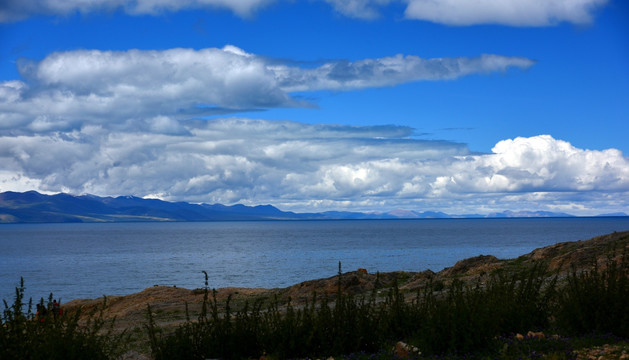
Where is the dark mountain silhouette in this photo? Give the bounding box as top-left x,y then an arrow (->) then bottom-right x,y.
0,191 -> 312,223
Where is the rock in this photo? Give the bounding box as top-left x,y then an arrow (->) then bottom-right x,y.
394,341 -> 420,358
440,255 -> 501,277
527,331 -> 545,339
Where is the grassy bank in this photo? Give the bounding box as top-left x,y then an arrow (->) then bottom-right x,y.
144,257 -> 628,360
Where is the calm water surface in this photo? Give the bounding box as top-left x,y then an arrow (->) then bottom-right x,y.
1,218 -> 628,303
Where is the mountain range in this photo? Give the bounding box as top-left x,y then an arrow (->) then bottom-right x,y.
0,191 -> 626,223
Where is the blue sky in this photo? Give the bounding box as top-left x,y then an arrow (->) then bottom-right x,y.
0,0 -> 628,215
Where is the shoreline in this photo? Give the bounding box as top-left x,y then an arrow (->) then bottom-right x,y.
52,230 -> 629,360
4,217 -> 629,303
63,230 -> 628,316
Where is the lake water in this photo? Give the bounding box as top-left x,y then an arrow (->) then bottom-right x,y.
1,218 -> 628,304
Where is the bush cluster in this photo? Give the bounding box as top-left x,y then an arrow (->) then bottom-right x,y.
2,253 -> 626,359
0,278 -> 128,360
147,257 -> 628,360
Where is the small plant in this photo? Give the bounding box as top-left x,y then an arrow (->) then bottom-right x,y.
146,256 -> 628,359
554,253 -> 629,337
408,263 -> 556,356
1,278 -> 129,360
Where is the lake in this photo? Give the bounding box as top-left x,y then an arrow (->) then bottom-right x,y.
1,217 -> 628,304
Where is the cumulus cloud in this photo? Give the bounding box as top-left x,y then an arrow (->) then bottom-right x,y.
404,0 -> 608,26
323,0 -> 608,25
434,135 -> 629,194
1,118 -> 627,215
0,46 -> 533,134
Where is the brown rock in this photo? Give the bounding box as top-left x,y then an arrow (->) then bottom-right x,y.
440,255 -> 501,277
527,331 -> 545,339
394,341 -> 420,358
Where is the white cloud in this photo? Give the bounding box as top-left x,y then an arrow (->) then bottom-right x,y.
434,135 -> 629,194
404,0 -> 608,26
1,118 -> 627,215
0,0 -> 272,22
322,0 -> 608,25
276,54 -> 535,92
0,46 -> 533,134
324,0 -> 394,19
0,0 -> 607,25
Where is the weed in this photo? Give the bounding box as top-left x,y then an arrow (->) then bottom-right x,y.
146,256 -> 628,359
0,278 -> 129,360
554,253 -> 628,337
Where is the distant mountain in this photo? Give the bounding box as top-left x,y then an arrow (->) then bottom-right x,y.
318,211 -> 395,219
485,210 -> 574,218
384,209 -> 461,218
596,212 -> 628,217
0,191 -> 624,224
0,191 -> 312,223
380,209 -> 576,219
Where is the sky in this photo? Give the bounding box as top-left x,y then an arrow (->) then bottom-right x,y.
0,0 -> 628,216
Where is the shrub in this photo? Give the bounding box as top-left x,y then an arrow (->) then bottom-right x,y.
147,265 -> 394,359
1,278 -> 128,360
409,264 -> 556,356
147,256 -> 628,359
554,254 -> 629,337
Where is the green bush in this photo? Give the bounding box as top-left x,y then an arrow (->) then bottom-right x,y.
411,264 -> 555,356
147,265 -> 395,359
1,278 -> 128,360
147,263 -> 559,359
554,254 -> 629,337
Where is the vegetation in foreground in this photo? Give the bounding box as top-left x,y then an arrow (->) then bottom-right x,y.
146,255 -> 628,360
0,278 -> 129,360
2,237 -> 627,360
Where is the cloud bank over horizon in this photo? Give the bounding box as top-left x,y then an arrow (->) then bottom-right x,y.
0,46 -> 534,134
0,116 -> 627,216
0,44 -> 626,215
1,0 -> 608,26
